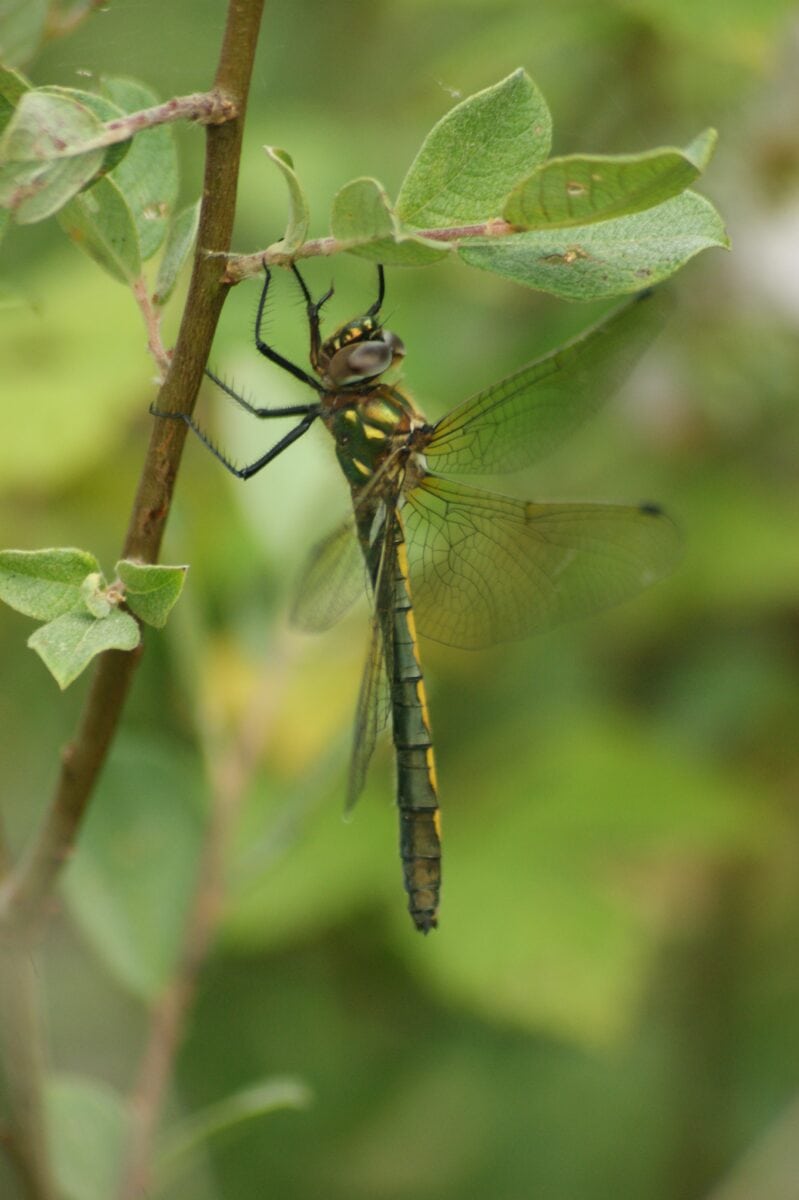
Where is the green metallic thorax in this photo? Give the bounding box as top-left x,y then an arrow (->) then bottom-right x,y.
321,383 -> 424,491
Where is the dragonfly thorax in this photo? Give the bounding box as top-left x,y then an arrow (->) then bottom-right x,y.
323,383 -> 426,492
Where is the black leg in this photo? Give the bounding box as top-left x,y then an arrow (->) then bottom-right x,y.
150,405 -> 319,480
254,264 -> 324,392
366,264 -> 385,317
291,262 -> 333,369
204,368 -> 319,419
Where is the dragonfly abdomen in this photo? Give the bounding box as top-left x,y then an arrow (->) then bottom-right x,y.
390,523 -> 441,933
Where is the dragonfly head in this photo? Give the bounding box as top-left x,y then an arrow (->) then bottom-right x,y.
319,319 -> 405,389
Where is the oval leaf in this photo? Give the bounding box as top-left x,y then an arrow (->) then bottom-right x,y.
154,198 -> 200,304
156,1079 -> 311,1190
410,717 -> 762,1042
458,190 -> 729,300
46,1075 -> 127,1200
63,734 -> 206,999
504,128 -> 718,229
28,609 -> 140,689
0,63 -> 31,111
0,0 -> 48,69
0,90 -> 106,223
396,69 -> 552,230
0,547 -> 101,620
331,176 -> 447,265
264,145 -> 309,254
40,84 -> 130,177
101,77 -> 178,261
116,559 -> 188,628
57,174 -> 142,284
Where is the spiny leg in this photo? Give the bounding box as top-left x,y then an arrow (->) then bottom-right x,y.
291,262 -> 334,371
204,368 -> 318,420
150,404 -> 319,480
254,261 -> 324,391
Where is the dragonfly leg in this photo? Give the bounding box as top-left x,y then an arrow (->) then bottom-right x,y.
254,262 -> 324,392
150,404 -> 319,479
204,368 -> 319,420
291,262 -> 333,371
366,264 -> 385,317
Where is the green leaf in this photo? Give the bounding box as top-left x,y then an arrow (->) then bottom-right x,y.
458,190 -> 729,300
0,63 -> 31,108
503,128 -> 718,229
116,559 -> 188,628
396,69 -> 552,229
80,571 -> 113,619
101,77 -> 179,261
0,90 -> 106,223
154,198 -> 200,304
0,0 -> 48,69
411,715 -> 765,1043
58,174 -> 142,284
155,1079 -> 311,1190
40,84 -> 130,177
63,734 -> 206,998
0,547 -> 101,620
46,1074 -> 127,1200
28,609 -> 140,689
331,177 -> 448,265
264,145 -> 309,255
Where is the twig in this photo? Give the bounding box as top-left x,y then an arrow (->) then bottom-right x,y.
0,0 -> 265,1191
131,277 -> 171,377
221,217 -> 516,282
702,1090 -> 799,1200
117,635 -> 293,1200
0,948 -> 58,1200
0,0 -> 264,941
35,91 -> 237,160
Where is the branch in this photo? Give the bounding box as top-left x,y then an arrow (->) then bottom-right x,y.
35,91 -> 237,160
0,0 -> 265,935
131,277 -> 171,377
0,948 -> 58,1200
116,637 -> 294,1200
221,217 -> 516,282
0,5 -> 265,1193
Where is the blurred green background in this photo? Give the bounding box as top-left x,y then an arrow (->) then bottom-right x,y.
3,1 -> 799,1197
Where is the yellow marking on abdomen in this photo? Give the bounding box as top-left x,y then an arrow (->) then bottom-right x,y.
352,458 -> 371,477
415,677 -> 432,736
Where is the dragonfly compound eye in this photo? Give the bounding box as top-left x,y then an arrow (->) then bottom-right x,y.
326,330 -> 405,386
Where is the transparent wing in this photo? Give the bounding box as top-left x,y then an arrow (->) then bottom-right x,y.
404,475 -> 680,649
347,609 -> 391,810
290,517 -> 365,633
346,514 -> 396,809
290,453 -> 408,633
424,289 -> 669,475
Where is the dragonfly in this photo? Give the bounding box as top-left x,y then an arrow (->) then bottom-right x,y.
157,263 -> 679,933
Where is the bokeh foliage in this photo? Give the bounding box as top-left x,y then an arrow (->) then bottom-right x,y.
2,1 -> 799,1198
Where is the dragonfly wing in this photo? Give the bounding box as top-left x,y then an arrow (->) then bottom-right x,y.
346,512 -> 396,808
404,475 -> 680,649
347,608 -> 392,809
424,289 -> 669,476
290,517 -> 366,632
